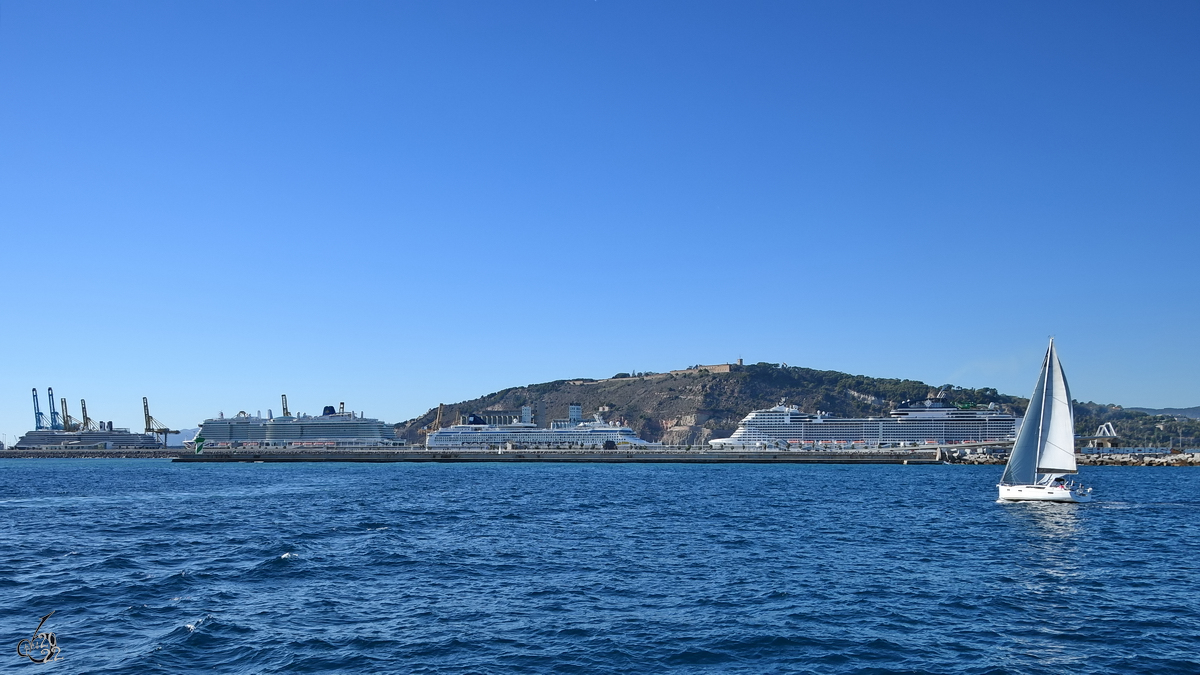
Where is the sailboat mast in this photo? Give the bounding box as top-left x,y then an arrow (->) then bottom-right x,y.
1034,339 -> 1053,478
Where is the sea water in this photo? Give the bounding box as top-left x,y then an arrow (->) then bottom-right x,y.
1,460 -> 1198,674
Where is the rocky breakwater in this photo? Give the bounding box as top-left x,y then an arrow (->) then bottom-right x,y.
947,450 -> 1200,466
1078,451 -> 1200,466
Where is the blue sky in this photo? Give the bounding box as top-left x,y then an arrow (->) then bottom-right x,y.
1,1 -> 1197,441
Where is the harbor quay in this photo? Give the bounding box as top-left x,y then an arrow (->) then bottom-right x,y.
169,447 -> 946,464
4,446 -> 1197,466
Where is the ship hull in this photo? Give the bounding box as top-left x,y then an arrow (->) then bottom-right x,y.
998,484 -> 1093,503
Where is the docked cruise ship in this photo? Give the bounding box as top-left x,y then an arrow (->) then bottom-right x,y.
710,394 -> 1019,449
425,405 -> 653,449
13,427 -> 162,450
187,400 -> 403,452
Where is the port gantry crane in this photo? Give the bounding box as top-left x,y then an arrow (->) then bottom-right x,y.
60,398 -> 83,432
79,399 -> 100,431
47,388 -> 63,430
143,397 -> 179,448
32,388 -> 47,430
420,404 -> 445,436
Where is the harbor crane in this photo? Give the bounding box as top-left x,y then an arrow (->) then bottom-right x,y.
47,388 -> 63,430
60,398 -> 83,432
80,399 -> 100,431
420,404 -> 444,435
32,388 -> 47,430
143,397 -> 180,448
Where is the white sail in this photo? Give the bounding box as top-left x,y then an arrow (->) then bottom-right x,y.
1000,338 -> 1076,485
1036,339 -> 1076,474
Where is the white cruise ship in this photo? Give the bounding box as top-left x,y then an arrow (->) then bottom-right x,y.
426,404 -> 653,449
710,394 -> 1018,449
187,399 -> 404,452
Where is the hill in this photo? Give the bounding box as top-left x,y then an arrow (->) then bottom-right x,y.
1128,406 -> 1200,420
396,362 -> 1026,445
396,362 -> 1200,449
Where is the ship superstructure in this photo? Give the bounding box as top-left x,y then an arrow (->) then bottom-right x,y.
188,399 -> 403,452
710,394 -> 1019,449
13,428 -> 162,450
426,404 -> 653,449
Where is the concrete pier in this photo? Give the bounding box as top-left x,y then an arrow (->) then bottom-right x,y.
8,448 -> 1197,466
171,448 -> 944,464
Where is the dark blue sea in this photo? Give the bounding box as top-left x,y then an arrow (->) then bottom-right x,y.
2,460 -> 1198,674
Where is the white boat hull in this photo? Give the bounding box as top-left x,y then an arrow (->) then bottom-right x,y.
998,484 -> 1093,503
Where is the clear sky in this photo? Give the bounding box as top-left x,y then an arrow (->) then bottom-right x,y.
1,1 -> 1197,442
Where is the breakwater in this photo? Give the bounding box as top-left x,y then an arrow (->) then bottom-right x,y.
1,448 -> 178,459
953,451 -> 1200,466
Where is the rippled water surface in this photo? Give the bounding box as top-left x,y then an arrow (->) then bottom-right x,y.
2,460 -> 1199,673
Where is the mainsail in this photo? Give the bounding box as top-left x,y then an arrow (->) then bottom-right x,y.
1000,339 -> 1077,485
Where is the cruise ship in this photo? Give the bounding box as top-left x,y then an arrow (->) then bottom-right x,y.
710,394 -> 1019,449
425,404 -> 653,449
187,398 -> 403,452
12,388 -> 162,450
13,427 -> 162,450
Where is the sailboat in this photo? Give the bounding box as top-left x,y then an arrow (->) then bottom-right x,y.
997,338 -> 1093,503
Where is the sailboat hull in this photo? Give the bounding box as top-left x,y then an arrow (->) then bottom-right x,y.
998,484 -> 1093,503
